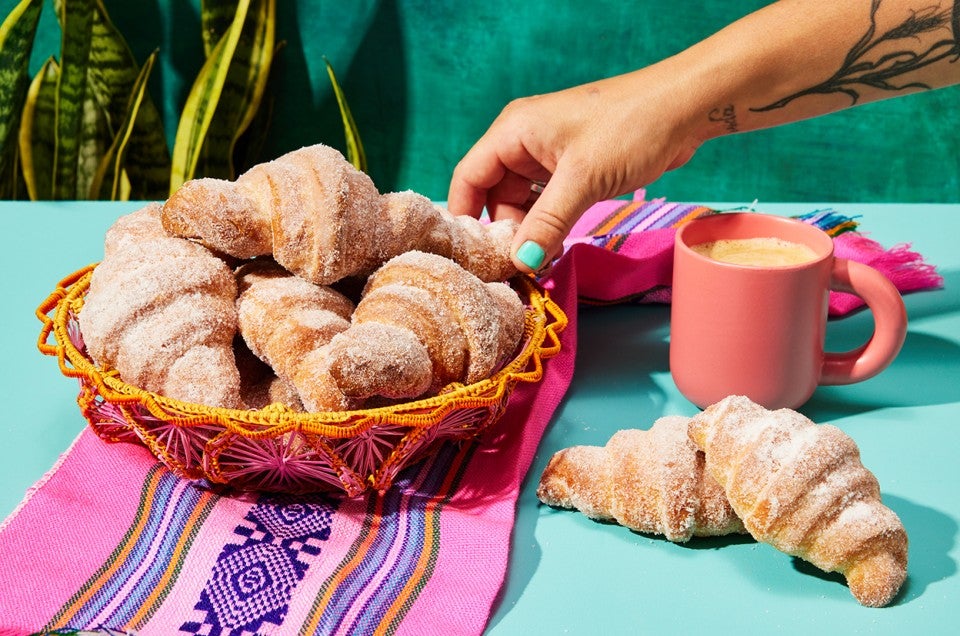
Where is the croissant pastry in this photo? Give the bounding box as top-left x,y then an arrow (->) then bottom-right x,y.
235,259 -> 355,410
537,416 -> 746,542
300,251 -> 525,412
102,202 -> 169,258
233,335 -> 305,412
161,144 -> 518,284
79,204 -> 243,408
688,395 -> 908,607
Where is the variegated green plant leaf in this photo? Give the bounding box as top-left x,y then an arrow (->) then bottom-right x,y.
19,56 -> 58,200
170,0 -> 251,191
325,57 -> 366,173
232,39 -> 284,175
201,0 -> 240,57
76,60 -> 112,199
84,1 -> 170,199
195,0 -> 275,180
0,0 -> 43,199
53,0 -> 94,199
89,50 -> 158,200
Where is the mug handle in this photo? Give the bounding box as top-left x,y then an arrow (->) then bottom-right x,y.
820,258 -> 908,385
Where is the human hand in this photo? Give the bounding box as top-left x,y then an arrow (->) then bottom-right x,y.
447,68 -> 703,273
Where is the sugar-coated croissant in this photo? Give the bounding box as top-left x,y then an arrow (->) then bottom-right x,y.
537,416 -> 746,542
160,144 -> 518,285
102,202 -> 170,258
688,395 -> 908,607
235,259 -> 355,409
300,251 -> 525,412
79,204 -> 243,408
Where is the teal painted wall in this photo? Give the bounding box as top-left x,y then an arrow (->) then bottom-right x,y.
7,0 -> 960,202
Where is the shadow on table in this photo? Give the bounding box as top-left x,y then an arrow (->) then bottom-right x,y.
884,494 -> 957,605
805,330 -> 960,421
487,303 -> 673,631
789,494 -> 956,607
805,270 -> 960,420
535,303 -> 675,452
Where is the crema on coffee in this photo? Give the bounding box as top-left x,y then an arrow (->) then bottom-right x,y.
690,237 -> 817,267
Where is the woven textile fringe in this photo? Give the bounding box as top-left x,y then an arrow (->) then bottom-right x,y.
557,193 -> 943,316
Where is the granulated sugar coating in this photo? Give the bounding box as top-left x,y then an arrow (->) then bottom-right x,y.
361,251 -> 523,384
537,416 -> 746,542
351,285 -> 466,391
236,260 -> 354,403
688,395 -> 908,607
281,250 -> 524,411
160,143 -> 518,287
103,203 -> 168,258
269,146 -> 382,285
375,191 -> 453,267
79,211 -> 243,408
326,323 -> 433,399
162,177 -> 273,259
79,145 -> 527,415
449,214 -> 519,282
230,251 -> 523,413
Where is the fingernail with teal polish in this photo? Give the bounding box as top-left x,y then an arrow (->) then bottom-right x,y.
516,240 -> 546,270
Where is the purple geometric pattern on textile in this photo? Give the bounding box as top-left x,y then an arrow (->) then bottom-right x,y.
179,494 -> 338,636
206,543 -> 300,628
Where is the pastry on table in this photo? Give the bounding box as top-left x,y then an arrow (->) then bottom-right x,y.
688,395 -> 908,607
537,415 -> 746,542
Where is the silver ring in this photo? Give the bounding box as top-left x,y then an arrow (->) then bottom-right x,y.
530,180 -> 546,194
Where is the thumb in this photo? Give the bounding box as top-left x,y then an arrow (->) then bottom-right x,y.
510,165 -> 596,273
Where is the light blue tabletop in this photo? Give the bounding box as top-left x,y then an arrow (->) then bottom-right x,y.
1,202 -> 958,634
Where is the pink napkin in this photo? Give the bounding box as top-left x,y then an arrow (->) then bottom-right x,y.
0,192 -> 941,635
552,191 -> 943,316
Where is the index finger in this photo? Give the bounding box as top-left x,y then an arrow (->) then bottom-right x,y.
447,140 -> 507,218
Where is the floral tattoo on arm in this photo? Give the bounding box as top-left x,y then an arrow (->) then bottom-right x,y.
752,0 -> 960,111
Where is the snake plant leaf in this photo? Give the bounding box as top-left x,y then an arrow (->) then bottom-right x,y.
85,1 -> 170,200
0,0 -> 44,199
325,57 -> 366,173
170,0 -> 252,191
89,51 -> 158,200
201,0 -> 241,58
76,60 -> 113,200
19,56 -> 58,200
232,39 -> 284,175
195,0 -> 275,181
53,0 -> 95,199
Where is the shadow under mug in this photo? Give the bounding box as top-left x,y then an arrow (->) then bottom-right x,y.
669,213 -> 907,410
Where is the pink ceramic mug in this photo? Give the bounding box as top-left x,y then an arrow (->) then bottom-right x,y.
670,213 -> 907,410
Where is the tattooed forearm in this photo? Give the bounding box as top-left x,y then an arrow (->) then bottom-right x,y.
752,0 -> 960,112
709,104 -> 739,132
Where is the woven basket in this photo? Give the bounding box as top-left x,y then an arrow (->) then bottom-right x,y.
37,265 -> 567,496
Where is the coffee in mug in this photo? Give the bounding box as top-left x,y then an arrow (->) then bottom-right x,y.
670,213 -> 907,410
690,237 -> 817,267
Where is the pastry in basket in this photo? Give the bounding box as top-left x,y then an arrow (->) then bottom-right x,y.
537,415 -> 746,542
102,201 -> 169,258
78,204 -> 243,408
160,143 -> 519,285
235,259 -> 355,410
380,190 -> 519,283
293,251 -> 525,412
688,395 -> 908,607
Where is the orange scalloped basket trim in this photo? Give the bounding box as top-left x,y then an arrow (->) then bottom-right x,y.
37,265 -> 568,496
